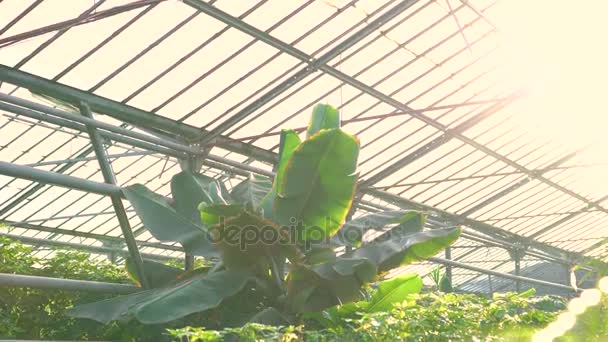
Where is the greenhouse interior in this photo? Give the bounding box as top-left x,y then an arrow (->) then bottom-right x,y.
1,0 -> 607,340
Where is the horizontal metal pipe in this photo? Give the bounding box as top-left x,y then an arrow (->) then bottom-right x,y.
0,273 -> 139,294
0,93 -> 197,154
0,65 -> 277,163
207,154 -> 273,177
0,161 -> 122,197
0,65 -> 201,140
1,220 -> 182,251
364,187 -> 589,265
24,151 -> 156,167
0,101 -> 185,158
429,256 -> 580,292
0,232 -> 178,261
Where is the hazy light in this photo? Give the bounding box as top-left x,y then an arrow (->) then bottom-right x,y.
492,0 -> 608,197
567,298 -> 587,315
598,277 -> 608,293
580,289 -> 602,306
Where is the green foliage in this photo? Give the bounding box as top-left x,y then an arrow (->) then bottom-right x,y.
367,274 -> 423,313
332,210 -> 425,247
274,128 -> 359,241
0,236 -> 223,340
70,104 -> 461,329
123,182 -> 218,257
306,103 -> 340,138
428,265 -> 452,292
168,291 -> 566,341
0,236 -> 148,340
70,270 -> 251,324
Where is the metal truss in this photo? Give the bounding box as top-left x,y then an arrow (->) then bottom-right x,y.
0,0 -> 605,295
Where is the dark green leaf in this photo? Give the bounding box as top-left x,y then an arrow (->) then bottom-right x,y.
123,184 -> 217,257
199,203 -> 244,227
306,104 -> 340,138
288,257 -> 376,312
439,274 -> 453,292
304,246 -> 336,265
332,210 -> 426,247
275,128 -> 359,241
367,273 -> 422,312
230,174 -> 272,210
201,204 -> 298,268
125,258 -> 183,288
349,227 -> 461,273
248,307 -> 291,326
69,270 -> 250,324
171,171 -> 229,223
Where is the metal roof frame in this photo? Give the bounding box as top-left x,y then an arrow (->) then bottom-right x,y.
0,0 -> 605,295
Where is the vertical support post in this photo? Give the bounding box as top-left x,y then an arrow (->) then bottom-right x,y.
445,247 -> 453,285
185,255 -> 194,271
109,251 -> 117,264
514,254 -> 521,293
80,102 -> 150,289
488,274 -> 493,296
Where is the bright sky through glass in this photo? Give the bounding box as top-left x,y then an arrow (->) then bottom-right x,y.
491,0 -> 608,199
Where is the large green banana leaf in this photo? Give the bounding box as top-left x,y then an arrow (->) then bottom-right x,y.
261,129 -> 301,219
367,273 -> 422,312
230,174 -> 272,211
349,227 -> 461,273
125,258 -> 183,288
274,128 -> 359,241
288,257 -> 376,312
69,269 -> 250,324
123,184 -> 217,257
331,210 -> 426,247
309,274 -> 422,327
171,171 -> 229,223
306,104 -> 340,138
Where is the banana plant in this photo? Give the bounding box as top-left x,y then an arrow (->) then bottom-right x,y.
69,104 -> 461,327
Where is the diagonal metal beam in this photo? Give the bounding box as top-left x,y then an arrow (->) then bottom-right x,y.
0,65 -> 276,164
80,102 -> 149,288
0,0 -> 45,36
1,219 -> 181,251
530,194 -> 608,241
183,0 -> 608,219
363,187 -> 591,265
0,161 -> 122,197
0,232 -> 177,263
361,91 -> 521,187
460,150 -> 582,216
0,101 -> 184,159
182,0 -> 421,144
0,0 -> 164,48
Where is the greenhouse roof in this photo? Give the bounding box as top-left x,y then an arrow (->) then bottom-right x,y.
1,0 -> 606,293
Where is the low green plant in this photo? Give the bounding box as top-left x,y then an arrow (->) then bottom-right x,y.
70,104 -> 461,328
0,236 -> 222,340
0,236 -> 145,340
428,265 -> 452,292
168,289 -> 566,341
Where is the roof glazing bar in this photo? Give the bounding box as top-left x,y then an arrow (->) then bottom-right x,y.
183,0 -> 422,144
